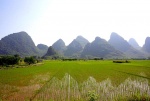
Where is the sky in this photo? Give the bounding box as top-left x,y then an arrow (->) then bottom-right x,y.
0,0 -> 150,47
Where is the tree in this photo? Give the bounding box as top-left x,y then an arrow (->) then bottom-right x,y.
0,57 -> 3,66
0,55 -> 20,67
24,56 -> 36,65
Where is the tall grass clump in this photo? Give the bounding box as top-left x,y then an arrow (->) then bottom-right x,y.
34,73 -> 81,101
32,73 -> 150,101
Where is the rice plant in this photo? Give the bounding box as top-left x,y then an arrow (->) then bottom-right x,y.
33,73 -> 150,101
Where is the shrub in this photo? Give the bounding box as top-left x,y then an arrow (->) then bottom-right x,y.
113,60 -> 130,63
87,91 -> 98,101
0,55 -> 20,67
24,56 -> 36,65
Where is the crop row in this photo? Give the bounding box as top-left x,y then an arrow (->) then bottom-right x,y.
32,73 -> 150,101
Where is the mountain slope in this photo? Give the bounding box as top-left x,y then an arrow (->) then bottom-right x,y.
81,37 -> 124,58
142,37 -> 150,53
108,32 -> 146,58
75,36 -> 89,48
37,44 -> 48,56
128,38 -> 141,50
52,39 -> 66,55
0,31 -> 39,56
64,39 -> 83,57
43,46 -> 57,57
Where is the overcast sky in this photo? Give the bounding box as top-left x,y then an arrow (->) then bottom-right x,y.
0,0 -> 150,46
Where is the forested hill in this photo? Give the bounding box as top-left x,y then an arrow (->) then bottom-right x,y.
0,31 -> 39,56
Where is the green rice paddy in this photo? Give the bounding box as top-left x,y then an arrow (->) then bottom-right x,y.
0,60 -> 150,100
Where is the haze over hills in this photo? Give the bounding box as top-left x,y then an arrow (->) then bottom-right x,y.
37,44 -> 48,56
43,46 -> 57,57
37,44 -> 48,51
142,37 -> 150,53
0,31 -> 149,58
109,32 -> 131,52
63,36 -> 89,57
108,32 -> 147,58
75,36 -> 89,48
81,37 -> 124,58
64,39 -> 83,57
128,38 -> 141,50
52,39 -> 66,55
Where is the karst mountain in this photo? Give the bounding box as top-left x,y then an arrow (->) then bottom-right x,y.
0,31 -> 149,58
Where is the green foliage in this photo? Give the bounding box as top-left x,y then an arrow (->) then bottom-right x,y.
43,54 -> 63,60
113,60 -> 130,63
87,91 -> 98,101
0,55 -> 20,66
62,58 -> 78,61
24,56 -> 36,65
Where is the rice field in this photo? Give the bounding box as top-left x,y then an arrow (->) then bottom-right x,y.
0,60 -> 150,100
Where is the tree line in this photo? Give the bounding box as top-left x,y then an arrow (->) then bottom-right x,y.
0,55 -> 40,67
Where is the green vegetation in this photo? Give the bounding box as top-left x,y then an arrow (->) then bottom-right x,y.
0,60 -> 150,100
0,55 -> 20,66
113,60 -> 130,63
24,56 -> 36,65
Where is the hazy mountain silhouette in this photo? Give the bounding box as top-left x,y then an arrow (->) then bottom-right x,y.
109,32 -> 131,52
64,39 -> 83,57
81,37 -> 124,58
37,44 -> 48,56
0,31 -> 39,56
109,32 -> 146,58
52,39 -> 66,55
0,31 -> 149,58
143,37 -> 150,53
128,38 -> 141,50
75,36 -> 89,48
43,46 -> 57,57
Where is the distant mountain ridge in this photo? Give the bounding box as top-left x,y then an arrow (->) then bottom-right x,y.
0,31 -> 149,58
109,32 -> 131,52
142,37 -> 150,53
109,32 -> 146,58
81,37 -> 124,58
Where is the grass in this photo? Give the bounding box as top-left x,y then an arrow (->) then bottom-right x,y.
0,60 -> 150,100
